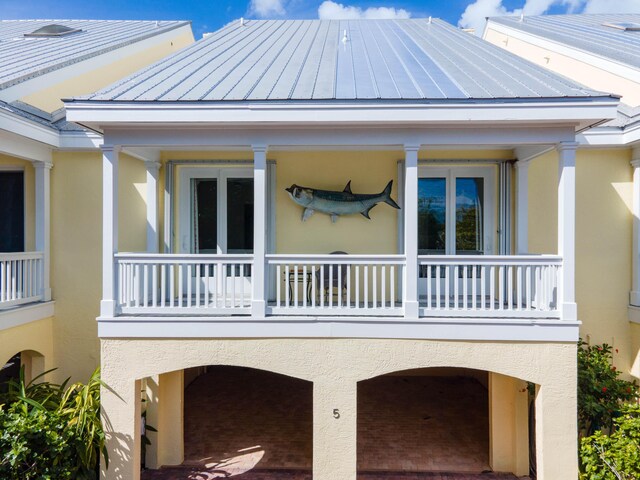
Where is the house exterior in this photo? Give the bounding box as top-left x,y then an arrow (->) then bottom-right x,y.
483,14 -> 640,379
0,20 -> 194,383
60,17 -> 623,480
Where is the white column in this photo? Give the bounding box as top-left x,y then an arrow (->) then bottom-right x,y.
34,161 -> 52,301
101,146 -> 120,318
403,145 -> 420,319
252,145 -> 267,317
631,148 -> 640,306
515,160 -> 529,255
557,142 -> 578,321
145,161 -> 160,254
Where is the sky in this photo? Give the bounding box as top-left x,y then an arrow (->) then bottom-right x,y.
1,0 -> 640,39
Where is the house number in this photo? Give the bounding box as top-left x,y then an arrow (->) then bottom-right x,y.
333,409 -> 340,419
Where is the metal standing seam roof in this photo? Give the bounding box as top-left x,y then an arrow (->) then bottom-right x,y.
0,19 -> 191,90
488,14 -> 640,70
78,18 -> 611,103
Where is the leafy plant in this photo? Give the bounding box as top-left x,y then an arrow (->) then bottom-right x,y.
580,404 -> 640,479
0,367 -> 109,480
578,340 -> 638,436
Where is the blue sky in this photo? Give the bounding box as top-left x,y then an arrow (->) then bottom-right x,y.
1,0 -> 639,39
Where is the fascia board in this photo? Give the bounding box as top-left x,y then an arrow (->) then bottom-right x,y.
58,130 -> 103,150
0,129 -> 53,163
485,21 -> 640,84
65,100 -> 619,128
0,107 -> 59,147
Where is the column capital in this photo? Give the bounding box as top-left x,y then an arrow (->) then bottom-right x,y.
632,146 -> 640,164
514,159 -> 530,170
144,160 -> 161,172
631,159 -> 640,169
404,144 -> 420,153
100,144 -> 122,154
556,141 -> 579,153
32,160 -> 53,170
252,144 -> 268,153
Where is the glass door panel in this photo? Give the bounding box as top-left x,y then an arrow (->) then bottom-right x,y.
193,179 -> 217,254
226,178 -> 254,254
418,178 -> 446,255
455,178 -> 484,256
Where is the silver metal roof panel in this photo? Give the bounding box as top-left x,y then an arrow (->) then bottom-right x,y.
78,18 -> 612,102
0,20 -> 190,90
488,14 -> 640,70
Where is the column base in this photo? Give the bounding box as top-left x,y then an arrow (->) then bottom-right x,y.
100,299 -> 116,317
562,302 -> 577,322
404,300 -> 419,319
43,288 -> 52,302
252,300 -> 266,318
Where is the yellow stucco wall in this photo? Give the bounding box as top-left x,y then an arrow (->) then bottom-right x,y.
50,151 -> 146,382
20,29 -> 194,113
0,154 -> 35,251
484,28 -> 640,106
0,316 -> 54,371
529,147 -> 634,373
101,338 -> 578,480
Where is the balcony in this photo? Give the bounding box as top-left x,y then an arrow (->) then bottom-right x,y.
0,252 -> 45,309
114,253 -> 562,319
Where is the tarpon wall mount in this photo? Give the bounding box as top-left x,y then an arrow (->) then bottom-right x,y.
285,180 -> 401,223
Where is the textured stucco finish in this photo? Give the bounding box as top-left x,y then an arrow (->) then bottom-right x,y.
0,316 -> 54,373
101,338 -> 577,480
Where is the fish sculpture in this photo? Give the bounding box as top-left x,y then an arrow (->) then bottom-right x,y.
285,180 -> 400,223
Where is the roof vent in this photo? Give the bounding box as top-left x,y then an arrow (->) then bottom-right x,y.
603,22 -> 640,31
24,24 -> 82,38
342,29 -> 348,43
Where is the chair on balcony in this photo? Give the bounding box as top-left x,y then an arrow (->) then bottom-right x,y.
316,251 -> 348,304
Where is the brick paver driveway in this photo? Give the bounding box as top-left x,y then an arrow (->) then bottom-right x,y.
141,467 -> 525,480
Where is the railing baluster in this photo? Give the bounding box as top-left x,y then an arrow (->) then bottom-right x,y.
303,265 -> 308,308
372,265 -> 377,309
177,265 -> 183,308
454,265 -> 459,309
187,264 -> 192,308
312,265 -> 316,308
435,265 -> 441,309
169,264 -> 175,307
285,265 -> 290,307
338,263 -> 343,308
143,264 -> 149,307
200,263 -> 206,308
346,265 -> 351,308
381,265 -> 386,309
364,265 -> 368,309
390,265 -> 395,309
294,265 -> 299,307
328,265 -> 333,308
489,265 -> 495,310
444,265 -> 450,310
355,265 -> 360,309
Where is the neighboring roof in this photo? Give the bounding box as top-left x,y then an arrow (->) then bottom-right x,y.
0,19 -> 191,90
487,14 -> 640,70
603,102 -> 640,129
0,99 -> 85,131
78,18 -> 611,103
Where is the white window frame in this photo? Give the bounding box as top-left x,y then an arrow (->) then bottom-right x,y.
178,167 -> 253,254
418,165 -> 496,255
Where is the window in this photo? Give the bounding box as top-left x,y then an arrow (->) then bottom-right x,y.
0,171 -> 24,252
24,24 -> 82,37
602,22 -> 640,32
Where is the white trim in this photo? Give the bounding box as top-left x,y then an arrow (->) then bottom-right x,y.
485,21 -> 640,85
65,99 -> 617,131
403,146 -> 419,319
252,146 -> 267,317
631,149 -> 640,306
101,145 -> 120,317
145,162 -> 160,254
34,162 -> 51,301
515,161 -> 529,254
0,301 -> 54,331
177,166 -> 253,255
0,108 -> 59,148
0,129 -> 53,163
97,317 -> 580,342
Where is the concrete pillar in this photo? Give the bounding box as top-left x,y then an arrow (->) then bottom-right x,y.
313,378 -> 357,480
489,372 -> 529,476
535,378 -> 578,479
34,161 -> 52,301
631,148 -> 640,306
252,145 -> 267,317
101,372 -> 141,480
101,146 -> 120,318
403,145 -> 420,319
145,371 -> 184,469
557,141 -> 578,321
514,160 -> 529,254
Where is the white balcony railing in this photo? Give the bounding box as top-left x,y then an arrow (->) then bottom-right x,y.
266,254 -> 405,316
0,252 -> 45,309
113,253 -> 563,320
418,255 -> 562,318
115,253 -> 253,315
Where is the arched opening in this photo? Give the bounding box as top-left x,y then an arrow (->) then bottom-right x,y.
0,350 -> 45,391
141,365 -> 313,479
357,367 -> 531,479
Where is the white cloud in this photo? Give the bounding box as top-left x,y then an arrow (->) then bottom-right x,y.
458,0 -> 640,36
318,1 -> 411,20
250,0 -> 286,17
583,0 -> 640,13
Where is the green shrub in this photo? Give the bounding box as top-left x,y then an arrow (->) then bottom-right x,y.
578,340 -> 638,436
580,404 -> 640,479
0,367 -> 108,480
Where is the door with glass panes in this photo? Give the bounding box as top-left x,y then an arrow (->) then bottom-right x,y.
179,168 -> 253,300
418,166 -> 495,301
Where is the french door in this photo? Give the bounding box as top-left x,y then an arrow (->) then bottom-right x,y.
418,166 -> 496,300
179,168 -> 254,300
